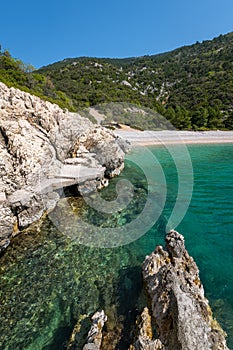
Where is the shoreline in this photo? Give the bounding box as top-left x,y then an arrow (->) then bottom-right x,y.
114,130 -> 233,146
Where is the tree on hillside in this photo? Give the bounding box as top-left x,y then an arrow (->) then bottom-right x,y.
191,107 -> 209,129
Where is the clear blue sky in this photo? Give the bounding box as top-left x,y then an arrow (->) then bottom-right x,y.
1,0 -> 233,68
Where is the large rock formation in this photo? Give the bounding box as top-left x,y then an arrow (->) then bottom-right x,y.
0,82 -> 130,252
141,230 -> 229,350
66,311 -> 107,350
83,310 -> 107,350
67,231 -> 229,350
131,307 -> 164,350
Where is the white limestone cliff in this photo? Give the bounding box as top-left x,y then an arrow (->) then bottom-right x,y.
0,82 -> 130,252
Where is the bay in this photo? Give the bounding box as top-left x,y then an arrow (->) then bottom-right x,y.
0,143 -> 233,349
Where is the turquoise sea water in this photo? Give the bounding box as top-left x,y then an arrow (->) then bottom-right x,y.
0,144 -> 233,349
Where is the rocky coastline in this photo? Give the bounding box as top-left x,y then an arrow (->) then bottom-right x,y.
0,84 -> 229,349
68,231 -> 229,350
140,230 -> 229,350
0,82 -> 130,253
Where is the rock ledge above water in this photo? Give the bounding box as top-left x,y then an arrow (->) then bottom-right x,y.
0,82 -> 130,252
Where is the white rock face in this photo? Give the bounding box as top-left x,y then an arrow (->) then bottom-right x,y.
0,82 -> 130,252
83,310 -> 107,350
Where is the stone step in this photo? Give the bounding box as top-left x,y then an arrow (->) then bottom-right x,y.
55,164 -> 104,180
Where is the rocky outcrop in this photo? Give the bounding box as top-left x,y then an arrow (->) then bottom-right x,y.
66,311 -> 107,350
83,310 -> 107,350
130,307 -> 164,350
72,127 -> 128,178
142,230 -> 229,350
66,231 -> 229,350
0,82 -> 130,252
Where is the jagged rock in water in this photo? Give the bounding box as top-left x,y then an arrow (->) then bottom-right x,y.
142,230 -> 229,350
0,82 -> 130,251
130,307 -> 164,350
67,310 -> 107,350
82,310 -> 107,350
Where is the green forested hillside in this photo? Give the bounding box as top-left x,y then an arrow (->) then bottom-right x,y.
1,32 -> 233,130
38,32 -> 233,130
0,49 -> 75,111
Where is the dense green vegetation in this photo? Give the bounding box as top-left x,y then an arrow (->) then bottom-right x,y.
0,48 -> 75,111
39,58 -> 160,112
38,32 -> 233,130
1,32 -> 233,129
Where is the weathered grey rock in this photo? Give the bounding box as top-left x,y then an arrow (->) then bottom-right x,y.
0,82 -> 129,252
0,192 -> 6,203
66,232 -> 228,350
0,204 -> 17,239
131,307 -> 164,350
82,310 -> 107,350
72,127 -> 130,178
66,311 -> 107,350
142,230 -> 229,350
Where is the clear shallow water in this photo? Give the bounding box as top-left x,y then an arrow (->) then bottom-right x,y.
0,144 -> 233,349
